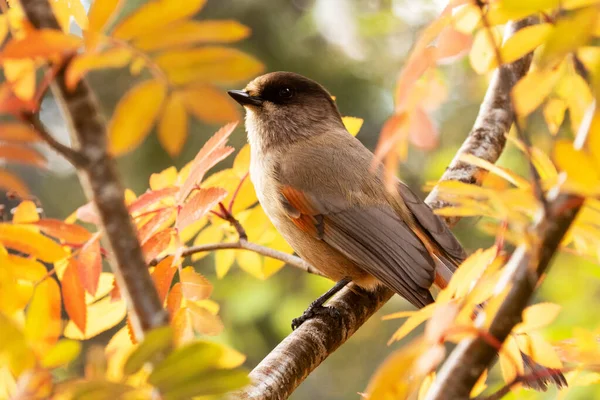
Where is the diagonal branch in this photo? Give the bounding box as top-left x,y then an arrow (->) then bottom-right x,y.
232,17 -> 537,400
21,0 -> 168,338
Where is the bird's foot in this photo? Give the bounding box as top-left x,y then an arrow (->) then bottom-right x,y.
291,304 -> 341,330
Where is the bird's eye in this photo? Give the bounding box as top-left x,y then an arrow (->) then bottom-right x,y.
278,87 -> 294,99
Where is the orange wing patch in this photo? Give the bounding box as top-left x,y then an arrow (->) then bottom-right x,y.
281,186 -> 323,239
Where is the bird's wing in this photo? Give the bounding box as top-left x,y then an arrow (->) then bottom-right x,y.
280,185 -> 435,308
397,181 -> 466,272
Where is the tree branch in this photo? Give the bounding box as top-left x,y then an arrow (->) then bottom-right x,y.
21,0 -> 168,338
232,17 -> 537,400
426,193 -> 583,400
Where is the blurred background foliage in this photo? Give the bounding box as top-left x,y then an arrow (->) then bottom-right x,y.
11,0 -> 598,398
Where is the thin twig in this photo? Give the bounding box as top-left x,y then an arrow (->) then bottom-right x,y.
27,113 -> 88,167
476,367 -> 572,400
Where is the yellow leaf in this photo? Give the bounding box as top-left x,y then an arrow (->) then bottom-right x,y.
113,0 -> 207,40
500,23 -> 552,64
215,249 -> 236,278
215,344 -> 246,369
499,336 -> 524,383
538,6 -> 599,68
0,15 -> 8,45
543,97 -> 567,135
516,333 -> 563,369
51,0 -> 88,32
180,266 -> 212,301
150,166 -> 178,190
342,116 -> 364,136
40,339 -> 81,368
105,327 -> 136,381
0,224 -> 67,262
236,250 -> 263,279
512,67 -> 562,117
557,72 -> 594,132
554,139 -> 600,195
87,0 -> 122,33
63,297 -> 127,340
192,224 -> 225,262
506,135 -> 558,181
65,48 -> 132,90
364,337 -> 427,400
3,59 -> 35,101
158,93 -> 188,157
25,278 -> 62,353
12,200 -> 39,223
181,84 -> 240,124
0,314 -> 36,376
187,301 -> 224,336
387,303 -> 437,344
459,153 -> 531,189
469,27 -> 502,74
452,4 -> 480,34
233,144 -> 251,178
133,20 -> 250,51
108,80 -> 166,156
156,47 -> 264,85
516,302 -> 561,332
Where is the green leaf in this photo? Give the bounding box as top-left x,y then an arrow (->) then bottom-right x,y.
162,369 -> 250,400
148,341 -> 224,390
123,326 -> 173,375
71,381 -> 136,400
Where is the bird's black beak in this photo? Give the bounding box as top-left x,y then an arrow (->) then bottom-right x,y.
227,90 -> 263,106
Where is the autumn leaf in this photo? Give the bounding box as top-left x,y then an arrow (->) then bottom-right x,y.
180,266 -> 212,301
155,47 -> 264,85
469,27 -> 502,74
26,278 -> 62,353
142,228 -> 173,262
0,169 -> 29,197
500,23 -> 552,65
342,116 -> 364,136
133,20 -> 250,51
108,79 -> 166,156
77,236 -> 102,295
436,26 -> 472,62
512,67 -> 563,117
13,200 -> 40,223
32,219 -> 92,244
181,85 -> 240,124
128,186 -> 178,215
65,48 -> 132,90
113,0 -> 207,40
0,224 -> 67,262
0,123 -> 41,143
87,0 -> 122,34
187,301 -> 224,336
151,256 -> 178,304
61,260 -> 87,334
0,144 -> 47,168
64,297 -> 127,340
158,93 -> 188,157
176,187 -> 227,232
0,29 -> 81,59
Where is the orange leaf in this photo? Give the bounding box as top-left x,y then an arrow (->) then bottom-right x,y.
0,29 -> 81,59
0,123 -> 41,143
0,144 -> 47,168
32,219 -> 92,244
108,80 -> 166,156
436,26 -> 472,62
61,260 -> 87,334
133,20 -> 250,51
129,187 -> 178,214
158,93 -> 188,157
0,224 -> 67,262
113,0 -> 207,40
7,255 -> 47,282
13,200 -> 39,223
180,266 -> 212,301
374,113 -> 408,164
166,282 -> 183,317
408,107 -> 438,150
151,256 -> 178,304
187,301 -> 223,335
178,122 -> 237,203
176,187 -> 227,232
0,169 -> 29,197
87,0 -> 122,34
395,47 -> 436,109
25,278 -> 62,353
155,47 -> 264,85
65,48 -> 131,90
3,59 -> 36,101
138,208 -> 175,244
77,237 -> 102,295
172,307 -> 194,345
181,85 -> 240,124
142,228 -> 173,262
110,277 -> 121,302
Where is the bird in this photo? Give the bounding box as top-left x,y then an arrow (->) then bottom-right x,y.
227,72 -> 565,391
227,71 -> 465,324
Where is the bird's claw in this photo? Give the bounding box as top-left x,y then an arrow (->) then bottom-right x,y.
291,305 -> 341,330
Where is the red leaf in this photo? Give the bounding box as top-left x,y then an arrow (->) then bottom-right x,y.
436,26 -> 473,63
138,208 -> 175,244
166,282 -> 183,318
395,47 -> 436,110
128,187 -> 178,214
62,260 -> 87,334
0,84 -> 36,116
408,107 -> 439,150
110,277 -> 121,302
177,122 -> 237,203
180,266 -> 212,301
1,29 -> 82,59
77,237 -> 102,295
0,144 -> 47,168
32,219 -> 92,245
151,256 -> 178,304
176,187 -> 227,232
142,228 -> 173,262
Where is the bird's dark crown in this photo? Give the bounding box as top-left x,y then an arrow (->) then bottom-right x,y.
245,72 -> 336,107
